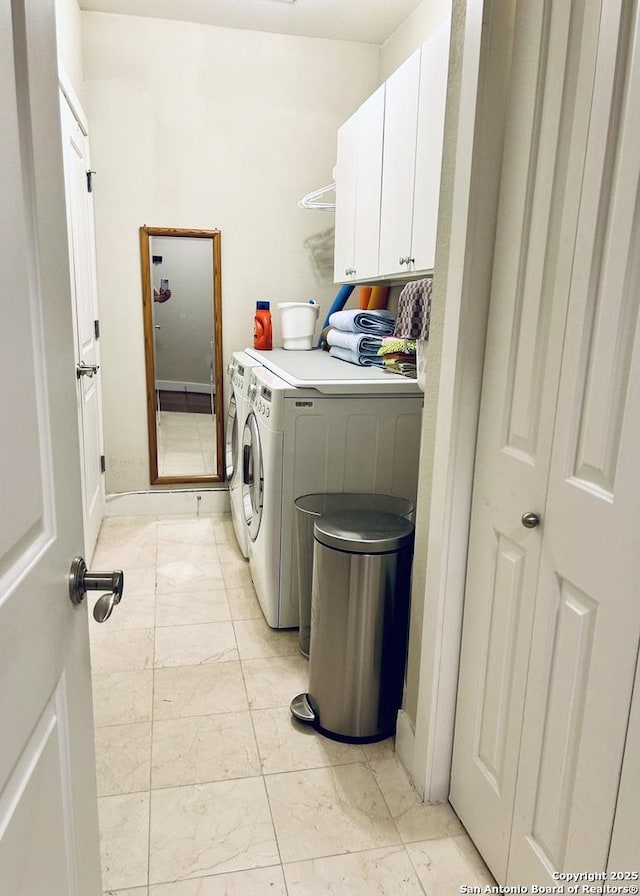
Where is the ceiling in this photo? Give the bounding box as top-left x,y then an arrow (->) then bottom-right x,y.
77,0 -> 425,46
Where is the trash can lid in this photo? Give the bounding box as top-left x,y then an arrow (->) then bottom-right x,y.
314,509 -> 414,554
295,492 -> 414,519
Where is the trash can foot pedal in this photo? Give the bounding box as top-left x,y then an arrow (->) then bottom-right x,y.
290,693 -> 316,724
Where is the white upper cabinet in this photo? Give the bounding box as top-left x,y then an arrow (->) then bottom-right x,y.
411,21 -> 450,272
378,48 -> 421,277
334,20 -> 450,284
334,84 -> 385,283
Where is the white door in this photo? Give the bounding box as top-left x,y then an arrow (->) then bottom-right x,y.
450,0 -> 640,884
59,91 -> 105,561
0,2 -> 102,893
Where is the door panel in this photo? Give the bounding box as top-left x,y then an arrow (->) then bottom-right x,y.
509,0 -> 640,879
0,1 -> 101,892
60,93 -> 105,561
452,0 -> 640,885
449,0 -> 582,879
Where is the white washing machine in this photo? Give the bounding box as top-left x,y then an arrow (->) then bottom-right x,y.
225,350 -> 262,558
241,352 -> 423,629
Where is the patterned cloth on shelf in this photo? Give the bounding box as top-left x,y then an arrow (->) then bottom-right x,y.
393,278 -> 432,341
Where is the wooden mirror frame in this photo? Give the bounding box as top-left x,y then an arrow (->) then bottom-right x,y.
140,226 -> 224,484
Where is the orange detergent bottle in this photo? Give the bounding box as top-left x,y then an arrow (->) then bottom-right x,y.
253,301 -> 272,350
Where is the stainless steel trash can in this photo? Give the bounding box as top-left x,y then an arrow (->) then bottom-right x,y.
291,509 -> 414,742
293,493 -> 414,658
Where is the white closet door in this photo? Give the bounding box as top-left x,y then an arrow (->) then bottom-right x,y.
451,0 -> 640,883
508,0 -> 640,880
60,93 -> 105,560
449,0 -> 582,879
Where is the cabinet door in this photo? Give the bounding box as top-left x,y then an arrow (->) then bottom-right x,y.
412,21 -> 450,272
353,84 -> 385,281
333,111 -> 358,283
378,48 -> 421,277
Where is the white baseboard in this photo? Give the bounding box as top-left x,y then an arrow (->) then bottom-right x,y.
156,380 -> 212,394
103,488 -> 229,517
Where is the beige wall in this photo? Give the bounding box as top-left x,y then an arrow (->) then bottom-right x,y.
82,12 -> 379,491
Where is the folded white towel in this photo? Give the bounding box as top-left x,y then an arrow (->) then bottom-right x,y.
326,329 -> 383,355
394,278 -> 432,340
329,309 -> 395,335
329,346 -> 385,367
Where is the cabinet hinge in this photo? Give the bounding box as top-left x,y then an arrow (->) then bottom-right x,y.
86,169 -> 96,192
100,455 -> 106,474
94,319 -> 100,339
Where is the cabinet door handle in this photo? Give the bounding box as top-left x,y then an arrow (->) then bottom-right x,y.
399,256 -> 407,265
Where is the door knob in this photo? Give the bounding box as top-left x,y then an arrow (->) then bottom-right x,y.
521,512 -> 540,529
69,556 -> 124,622
76,362 -> 100,378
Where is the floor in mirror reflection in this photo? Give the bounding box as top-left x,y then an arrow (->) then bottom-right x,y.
156,411 -> 216,477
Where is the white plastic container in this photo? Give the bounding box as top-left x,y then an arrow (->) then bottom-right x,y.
278,301 -> 320,351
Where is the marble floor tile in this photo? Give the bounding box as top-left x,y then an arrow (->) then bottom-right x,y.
90,591 -> 156,633
283,845 -> 425,895
215,541 -> 247,569
122,567 -> 157,596
242,655 -> 309,709
156,560 -> 225,594
407,835 -> 494,893
154,622 -> 237,667
148,866 -> 286,895
364,741 -> 464,843
104,888 -> 148,896
90,627 -> 155,674
149,778 -> 279,884
98,791 -> 150,891
93,670 -> 154,728
154,590 -> 230,627
93,519 -> 157,569
265,764 -> 400,864
221,563 -> 253,589
153,663 -> 248,720
156,517 -> 219,545
233,617 -> 299,660
156,540 -> 219,566
251,706 -> 366,775
226,585 -> 262,620
151,712 -> 260,788
95,722 -> 152,797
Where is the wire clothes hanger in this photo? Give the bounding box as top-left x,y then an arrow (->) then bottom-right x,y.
298,181 -> 336,210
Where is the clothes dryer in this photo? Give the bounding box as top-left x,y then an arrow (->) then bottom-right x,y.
225,351 -> 262,558
241,363 -> 423,628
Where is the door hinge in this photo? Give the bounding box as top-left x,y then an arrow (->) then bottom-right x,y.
86,169 -> 96,192
100,455 -> 106,473
94,319 -> 100,339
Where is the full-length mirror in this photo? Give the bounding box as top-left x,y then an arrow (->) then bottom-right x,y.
140,226 -> 224,484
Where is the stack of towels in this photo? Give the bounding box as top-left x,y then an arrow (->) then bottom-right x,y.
324,309 -> 395,367
377,337 -> 418,377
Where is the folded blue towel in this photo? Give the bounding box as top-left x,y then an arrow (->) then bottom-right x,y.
326,329 -> 383,355
328,309 -> 395,335
329,346 -> 385,367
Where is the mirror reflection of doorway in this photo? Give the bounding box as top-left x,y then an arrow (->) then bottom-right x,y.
140,226 -> 224,484
151,236 -> 216,477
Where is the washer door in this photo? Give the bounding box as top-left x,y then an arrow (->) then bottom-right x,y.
225,390 -> 238,481
241,412 -> 263,541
